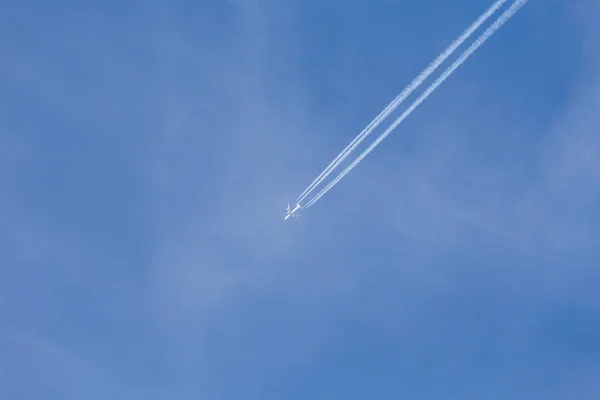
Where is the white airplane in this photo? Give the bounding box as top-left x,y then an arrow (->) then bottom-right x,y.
284,203 -> 302,220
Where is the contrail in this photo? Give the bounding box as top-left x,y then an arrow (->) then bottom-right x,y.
295,0 -> 509,205
304,0 -> 528,209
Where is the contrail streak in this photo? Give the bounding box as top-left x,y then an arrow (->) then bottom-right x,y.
304,0 -> 528,209
295,0 -> 509,205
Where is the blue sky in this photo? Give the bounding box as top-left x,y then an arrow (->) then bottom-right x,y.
1,0 -> 599,398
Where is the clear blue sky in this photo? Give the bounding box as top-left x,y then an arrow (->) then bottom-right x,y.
1,0 -> 599,398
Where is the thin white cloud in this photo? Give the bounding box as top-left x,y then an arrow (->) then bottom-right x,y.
2,0 -> 598,398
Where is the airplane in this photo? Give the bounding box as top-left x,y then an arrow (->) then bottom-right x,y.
284,203 -> 302,220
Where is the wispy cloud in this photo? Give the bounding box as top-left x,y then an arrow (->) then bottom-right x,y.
1,0 -> 598,398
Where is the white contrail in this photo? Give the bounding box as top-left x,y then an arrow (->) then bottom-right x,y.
295,0 -> 509,205
304,0 -> 528,209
